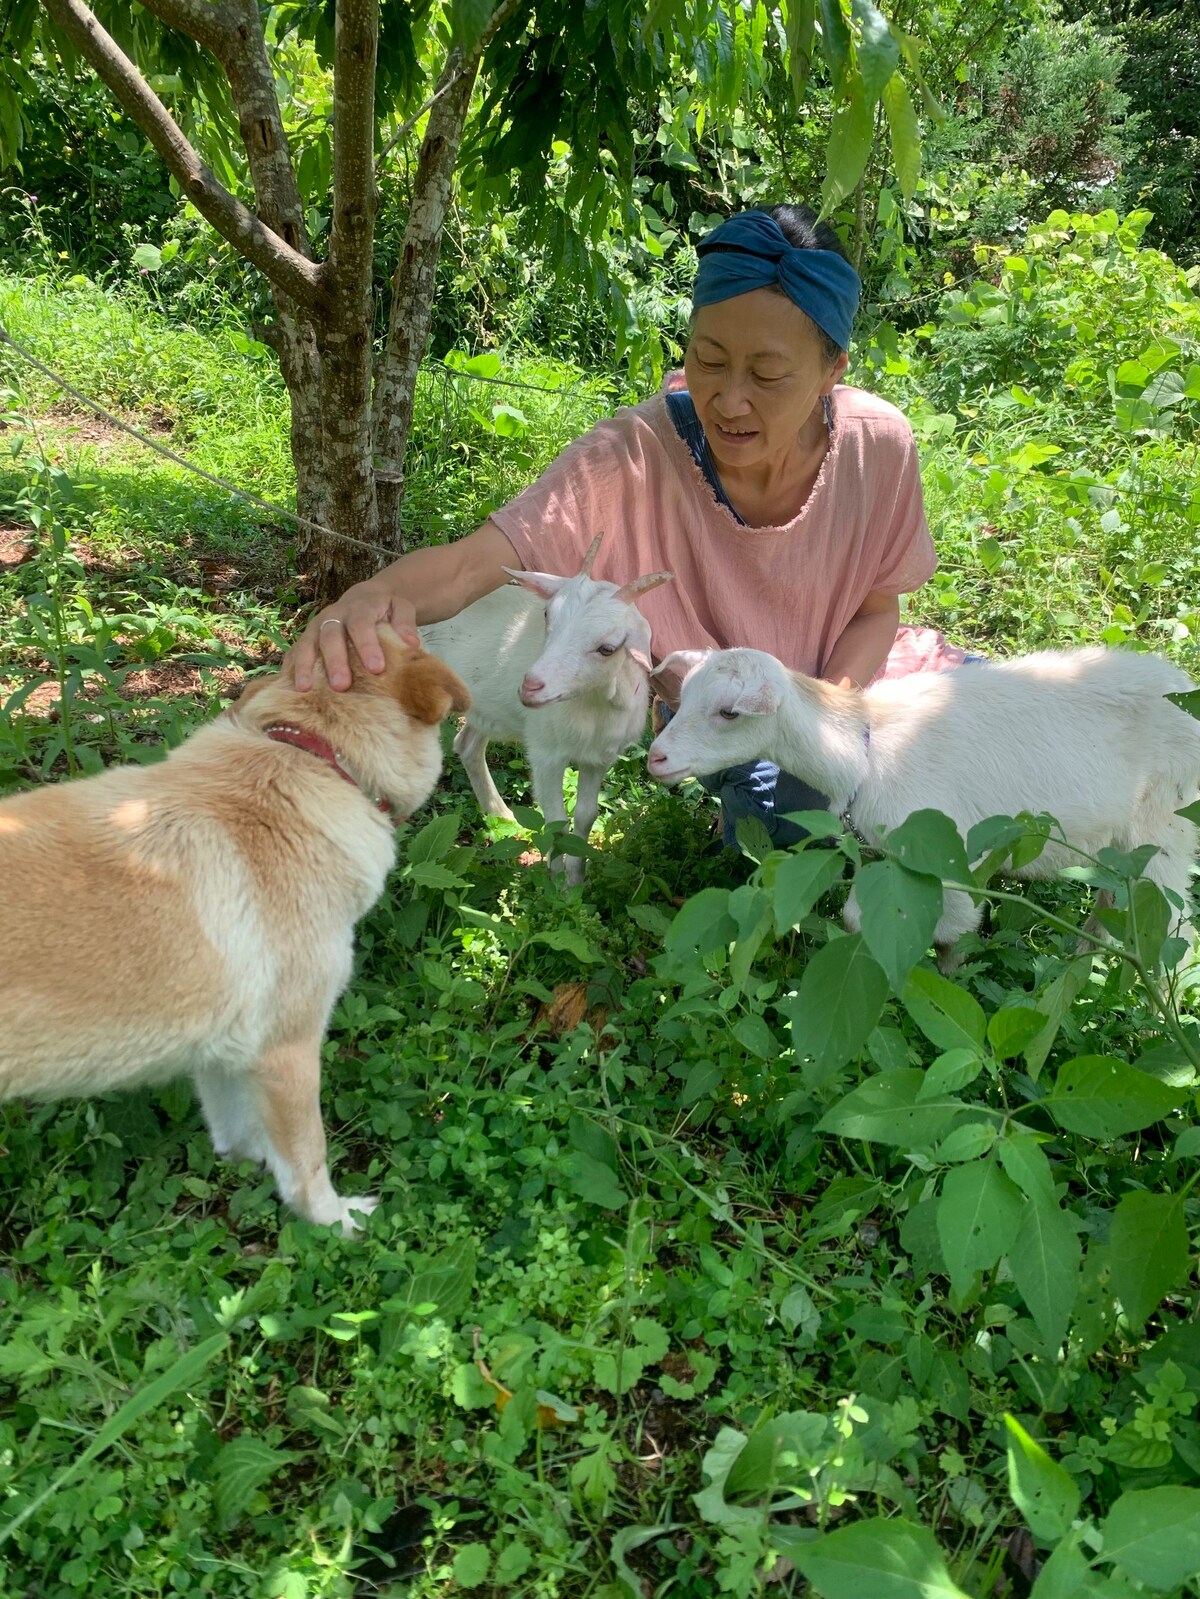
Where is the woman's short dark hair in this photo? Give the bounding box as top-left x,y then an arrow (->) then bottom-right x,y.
767,203 -> 853,364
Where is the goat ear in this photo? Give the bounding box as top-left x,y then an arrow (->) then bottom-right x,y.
731,678 -> 781,716
614,569 -> 674,605
627,646 -> 653,674
501,566 -> 569,600
649,647 -> 709,709
579,530 -> 604,576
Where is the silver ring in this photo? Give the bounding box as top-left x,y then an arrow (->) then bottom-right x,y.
318,617 -> 345,631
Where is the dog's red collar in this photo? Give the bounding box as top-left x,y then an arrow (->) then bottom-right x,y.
263,723 -> 395,820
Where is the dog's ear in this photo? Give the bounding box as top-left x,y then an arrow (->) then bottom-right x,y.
396,652 -> 471,725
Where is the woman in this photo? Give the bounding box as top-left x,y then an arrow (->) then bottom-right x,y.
291,204 -> 966,844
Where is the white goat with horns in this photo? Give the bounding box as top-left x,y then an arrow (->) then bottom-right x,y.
648,645 -> 1200,963
420,532 -> 672,883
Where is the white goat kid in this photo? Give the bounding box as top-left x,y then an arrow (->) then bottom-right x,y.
420,534 -> 672,884
648,645 -> 1200,962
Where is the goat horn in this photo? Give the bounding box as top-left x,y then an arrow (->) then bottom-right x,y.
615,569 -> 674,603
580,531 -> 604,576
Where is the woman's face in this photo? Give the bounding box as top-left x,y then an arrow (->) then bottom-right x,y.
683,288 -> 848,474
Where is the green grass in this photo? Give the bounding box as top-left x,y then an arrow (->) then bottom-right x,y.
2,214 -> 1200,1599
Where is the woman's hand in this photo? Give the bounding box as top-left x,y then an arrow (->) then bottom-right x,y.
290,579 -> 420,692
288,521 -> 520,692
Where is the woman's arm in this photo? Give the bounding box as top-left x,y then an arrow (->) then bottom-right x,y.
290,518 -> 519,691
822,589 -> 900,690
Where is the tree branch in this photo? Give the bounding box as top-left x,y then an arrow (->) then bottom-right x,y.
139,0 -> 313,261
39,0 -> 325,311
327,0 -> 378,301
371,6 -> 512,544
375,0 -> 524,175
132,0 -> 235,52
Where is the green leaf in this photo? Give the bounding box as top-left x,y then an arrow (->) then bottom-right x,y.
1124,877 -> 1172,968
1011,1191 -> 1081,1349
213,1435 -> 298,1529
773,847 -> 844,933
384,1240 -> 477,1320
936,1160 -> 1022,1297
886,809 -> 971,881
779,1286 -> 821,1339
851,0 -> 900,101
1106,1191 -> 1190,1328
725,1410 -> 828,1498
1024,955 -> 1092,1080
1100,1487 -> 1200,1589
794,1516 -> 971,1599
731,1011 -> 778,1059
285,1385 -> 347,1439
454,903 -> 522,949
918,1048 -> 982,1099
728,883 -> 773,986
452,1543 -> 492,1587
404,808 -> 461,864
882,72 -> 920,200
531,928 -> 602,964
821,80 -> 875,214
663,887 -> 737,973
783,934 -> 889,1084
932,1122 -> 996,1164
679,1059 -> 723,1106
854,858 -> 943,990
1105,1423 -> 1173,1470
693,1427 -> 759,1529
132,242 -> 163,271
903,968 -> 986,1053
818,1068 -> 966,1148
1043,1055 -> 1184,1139
406,860 -> 465,890
966,814 -> 1030,864
818,0 -> 853,86
1029,1532 -> 1096,1599
987,1005 -> 1048,1061
611,1525 -> 676,1598
564,1151 -> 628,1211
1005,1414 -> 1081,1542
997,1132 -> 1056,1202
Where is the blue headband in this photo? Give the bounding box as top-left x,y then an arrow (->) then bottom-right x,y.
693,211 -> 861,352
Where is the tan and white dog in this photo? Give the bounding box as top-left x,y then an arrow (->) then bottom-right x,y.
0,628 -> 469,1232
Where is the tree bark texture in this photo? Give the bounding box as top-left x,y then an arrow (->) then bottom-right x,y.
318,0 -> 383,590
371,45 -> 481,551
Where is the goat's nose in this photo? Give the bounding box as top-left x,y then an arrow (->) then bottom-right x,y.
647,746 -> 668,769
520,674 -> 545,703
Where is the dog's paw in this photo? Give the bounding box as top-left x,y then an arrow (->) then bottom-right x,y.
329,1193 -> 380,1236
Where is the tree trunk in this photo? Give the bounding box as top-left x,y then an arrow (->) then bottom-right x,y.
371,47 -> 482,551
313,0 -> 382,595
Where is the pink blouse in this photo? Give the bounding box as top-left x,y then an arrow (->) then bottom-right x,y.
491,383 -> 961,678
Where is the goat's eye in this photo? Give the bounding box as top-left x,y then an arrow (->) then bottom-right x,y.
718,708 -> 740,721
596,642 -> 618,657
